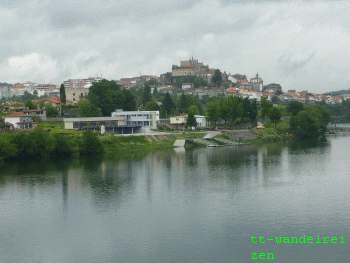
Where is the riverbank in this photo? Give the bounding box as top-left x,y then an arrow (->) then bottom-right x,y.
0,127 -> 209,164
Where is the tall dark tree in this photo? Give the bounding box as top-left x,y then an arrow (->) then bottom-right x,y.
261,97 -> 273,120
207,100 -> 220,127
162,92 -> 175,117
142,85 -> 152,105
186,105 -> 198,128
60,84 -> 66,104
178,93 -> 189,113
122,90 -> 137,111
269,107 -> 282,127
211,69 -> 223,87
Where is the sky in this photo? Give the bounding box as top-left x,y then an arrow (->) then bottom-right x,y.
1,0 -> 350,92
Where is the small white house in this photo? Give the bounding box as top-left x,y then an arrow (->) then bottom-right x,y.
170,115 -> 187,125
181,83 -> 193,90
194,115 -> 207,128
4,112 -> 33,129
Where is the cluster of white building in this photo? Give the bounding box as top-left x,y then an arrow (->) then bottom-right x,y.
0,77 -> 102,103
0,82 -> 59,99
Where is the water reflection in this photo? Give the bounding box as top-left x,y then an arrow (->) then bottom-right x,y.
0,142 -> 332,202
0,138 -> 347,263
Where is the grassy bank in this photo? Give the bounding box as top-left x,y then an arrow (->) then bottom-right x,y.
101,135 -> 175,159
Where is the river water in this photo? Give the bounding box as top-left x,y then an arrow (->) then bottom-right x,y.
0,136 -> 350,263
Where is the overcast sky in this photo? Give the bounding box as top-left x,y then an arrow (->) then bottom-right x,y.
1,0 -> 350,92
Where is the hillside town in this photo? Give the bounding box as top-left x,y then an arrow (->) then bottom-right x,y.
0,58 -> 348,105
0,58 -> 348,132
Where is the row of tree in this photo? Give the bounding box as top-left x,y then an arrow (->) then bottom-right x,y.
206,96 -> 257,127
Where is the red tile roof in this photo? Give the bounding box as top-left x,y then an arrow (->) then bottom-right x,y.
6,112 -> 27,117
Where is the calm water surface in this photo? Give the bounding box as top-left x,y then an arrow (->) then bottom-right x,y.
1,136 -> 350,263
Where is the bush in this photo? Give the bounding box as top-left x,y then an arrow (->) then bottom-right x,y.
0,136 -> 17,161
12,128 -> 55,159
289,107 -> 329,140
53,134 -> 75,157
79,132 -> 104,156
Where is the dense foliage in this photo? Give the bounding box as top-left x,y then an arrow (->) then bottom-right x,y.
0,129 -> 104,162
78,99 -> 102,117
289,106 -> 330,140
206,96 -> 257,127
211,69 -> 223,87
88,80 -> 136,116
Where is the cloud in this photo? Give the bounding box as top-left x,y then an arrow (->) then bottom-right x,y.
2,53 -> 58,83
0,0 -> 350,92
278,52 -> 316,77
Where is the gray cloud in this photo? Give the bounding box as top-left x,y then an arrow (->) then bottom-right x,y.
0,0 -> 350,92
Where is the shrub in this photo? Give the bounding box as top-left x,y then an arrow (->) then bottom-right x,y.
79,132 -> 104,156
53,134 -> 75,157
0,136 -> 17,161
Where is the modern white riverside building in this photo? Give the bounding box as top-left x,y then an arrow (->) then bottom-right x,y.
111,110 -> 160,131
63,116 -> 142,134
63,110 -> 160,134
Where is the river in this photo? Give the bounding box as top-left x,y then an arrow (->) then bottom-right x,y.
0,136 -> 349,263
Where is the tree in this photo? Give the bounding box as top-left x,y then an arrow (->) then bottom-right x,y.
289,107 -> 330,140
187,104 -> 199,115
226,96 -> 243,126
88,79 -> 123,116
60,84 -> 66,104
122,90 -> 137,111
287,101 -> 304,116
207,100 -> 220,127
142,85 -> 152,105
178,93 -> 189,113
46,104 -> 59,117
269,107 -> 282,127
78,99 -> 102,117
260,97 -> 273,120
247,99 -> 258,123
211,69 -> 223,87
162,93 -> 175,117
186,113 -> 197,128
145,100 -> 160,111
186,105 -> 198,128
25,100 -> 36,109
289,111 -> 319,140
153,87 -> 159,98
